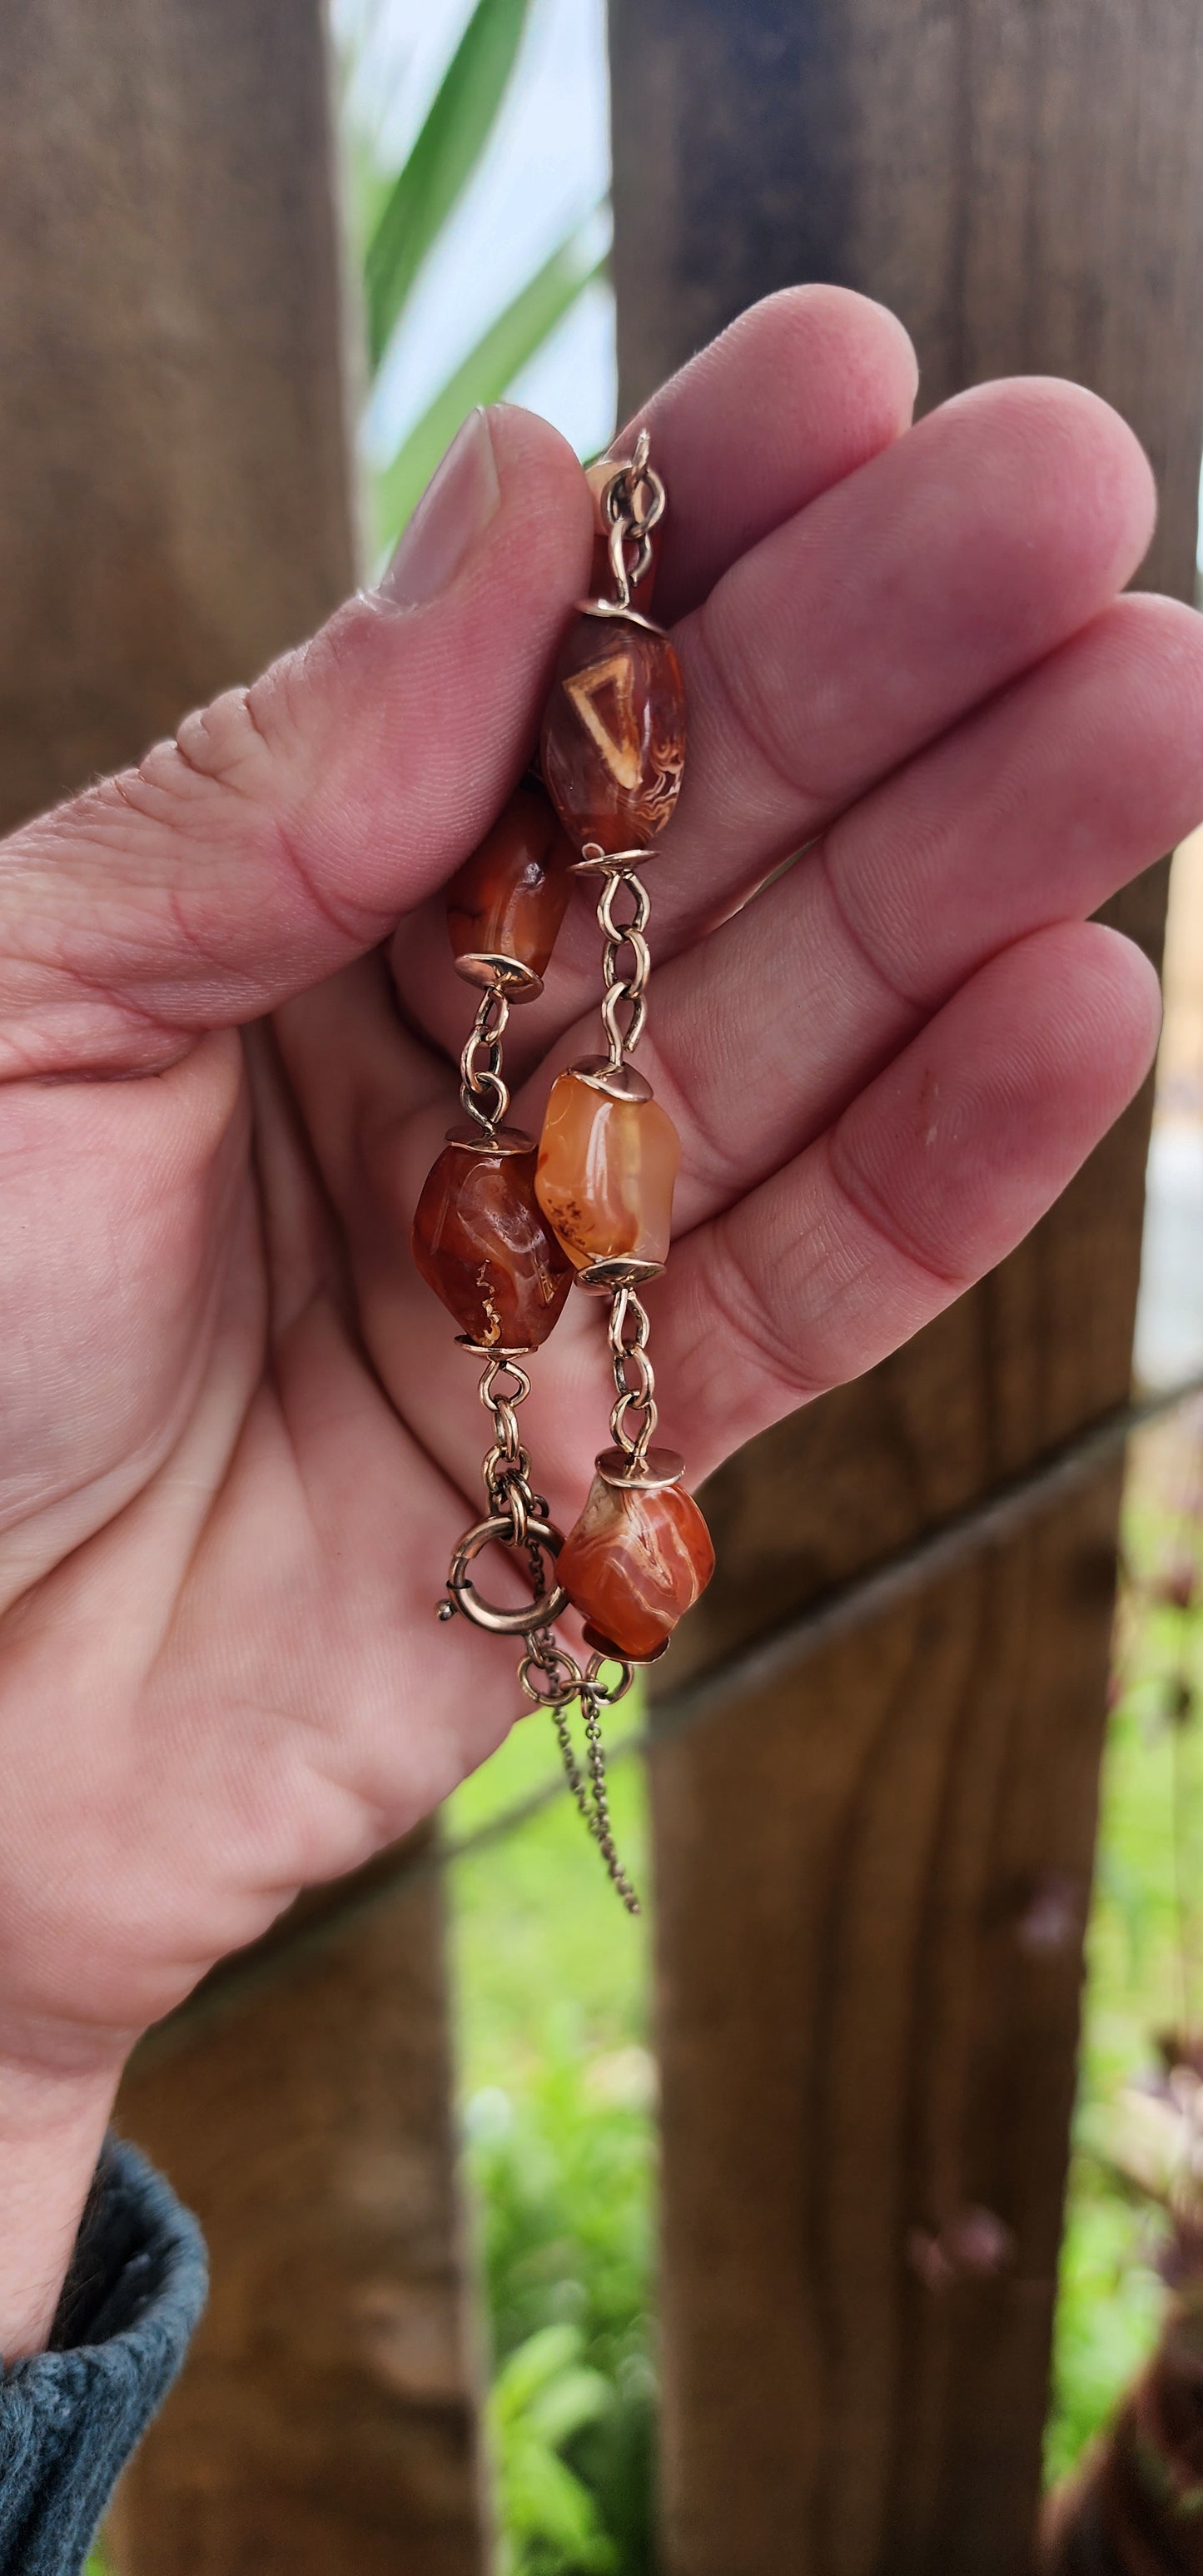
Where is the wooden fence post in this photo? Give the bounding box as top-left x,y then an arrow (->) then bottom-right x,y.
607,3 -> 1203,2570
114,1867 -> 486,2575
0,6 -> 487,2569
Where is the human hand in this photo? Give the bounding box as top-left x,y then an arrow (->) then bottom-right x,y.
2,286 -> 1201,2346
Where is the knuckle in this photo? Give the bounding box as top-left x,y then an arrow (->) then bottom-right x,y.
173,684 -> 271,791
703,1221 -> 825,1405
83,684 -> 277,853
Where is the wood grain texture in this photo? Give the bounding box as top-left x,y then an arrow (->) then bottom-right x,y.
0,0 -> 356,834
114,1874 -> 486,2576
607,2 -> 1203,2568
0,3 -> 485,2565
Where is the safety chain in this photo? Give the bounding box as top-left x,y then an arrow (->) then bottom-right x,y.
519,1629 -> 641,1913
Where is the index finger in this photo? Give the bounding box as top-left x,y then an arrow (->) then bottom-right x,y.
614,285 -> 918,623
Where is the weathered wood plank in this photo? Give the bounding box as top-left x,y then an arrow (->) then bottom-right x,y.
0,0 -> 357,833
609,2 -> 1203,2568
0,4 -> 485,2566
114,1873 -> 486,2576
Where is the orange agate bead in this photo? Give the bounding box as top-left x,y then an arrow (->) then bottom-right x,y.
539,611 -> 685,854
558,1454 -> 715,1660
534,1068 -> 679,1274
446,783 -> 575,997
412,1129 -> 573,1349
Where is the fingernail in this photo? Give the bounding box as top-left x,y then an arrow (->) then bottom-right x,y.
379,408 -> 501,609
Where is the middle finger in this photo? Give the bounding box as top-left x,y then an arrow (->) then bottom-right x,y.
510,586 -> 1203,1237
390,375 -> 1156,1077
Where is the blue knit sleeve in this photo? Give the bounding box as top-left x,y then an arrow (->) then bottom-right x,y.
0,2136 -> 206,2574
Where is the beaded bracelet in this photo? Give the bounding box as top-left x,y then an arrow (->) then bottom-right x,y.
411,435 -> 714,1906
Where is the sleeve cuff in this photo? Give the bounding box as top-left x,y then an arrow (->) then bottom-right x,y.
0,2134 -> 206,2574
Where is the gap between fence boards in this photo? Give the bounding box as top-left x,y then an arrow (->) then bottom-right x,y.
134,1367 -> 1203,2064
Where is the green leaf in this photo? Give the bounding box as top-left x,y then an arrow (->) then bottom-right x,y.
527,2361 -> 612,2449
494,2321 -> 585,2417
364,0 -> 534,371
499,2434 -> 618,2568
372,219 -> 608,554
491,2328 -> 619,2569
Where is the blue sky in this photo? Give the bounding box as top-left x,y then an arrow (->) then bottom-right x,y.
336,0 -> 618,469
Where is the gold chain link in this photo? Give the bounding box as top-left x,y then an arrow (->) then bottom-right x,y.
602,426 -> 666,610
596,867 -> 651,1066
477,1352 -> 539,1548
460,986 -> 510,1131
608,1284 -> 659,1470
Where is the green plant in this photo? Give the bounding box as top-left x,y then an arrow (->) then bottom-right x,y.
340,0 -> 609,554
491,2322 -> 619,2574
450,1716 -> 656,2572
363,0 -> 531,370
470,2064 -> 657,2574
1046,1420 -> 1203,2486
468,2050 -> 654,2379
373,222 -> 606,547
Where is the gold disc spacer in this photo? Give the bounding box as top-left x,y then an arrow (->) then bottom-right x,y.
455,1336 -> 537,1358
453,952 -> 543,1000
582,1620 -> 672,1665
569,843 -> 657,878
594,1445 -> 684,1491
574,595 -> 666,636
576,1256 -> 665,1294
442,1122 -> 536,1155
567,1054 -> 654,1102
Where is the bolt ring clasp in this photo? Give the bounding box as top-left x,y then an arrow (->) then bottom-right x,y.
442,1512 -> 569,1636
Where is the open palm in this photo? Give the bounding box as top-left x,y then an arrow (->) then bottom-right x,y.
2,286 -> 1201,2082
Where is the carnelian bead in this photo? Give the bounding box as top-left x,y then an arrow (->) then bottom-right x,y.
559,1460 -> 715,1660
412,1129 -> 572,1348
539,611 -> 685,854
534,1070 -> 679,1271
446,783 -> 575,997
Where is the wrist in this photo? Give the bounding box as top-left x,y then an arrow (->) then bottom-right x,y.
0,2052 -> 124,2356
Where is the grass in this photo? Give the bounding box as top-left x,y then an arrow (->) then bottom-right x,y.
1045,1419 -> 1203,2482
447,1703 -> 655,2573
447,1425 -> 1203,2551
87,1435 -> 1201,2574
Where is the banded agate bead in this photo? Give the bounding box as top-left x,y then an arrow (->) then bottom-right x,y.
446,783 -> 575,997
412,1129 -> 572,1349
539,611 -> 685,854
534,1068 -> 679,1274
559,1453 -> 715,1660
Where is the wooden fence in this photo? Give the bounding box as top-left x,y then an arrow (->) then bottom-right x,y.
3,2 -> 1203,2570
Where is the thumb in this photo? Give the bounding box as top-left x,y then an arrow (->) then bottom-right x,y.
0,405 -> 592,1075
